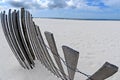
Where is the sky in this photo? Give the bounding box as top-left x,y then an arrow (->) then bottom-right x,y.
0,0 -> 120,19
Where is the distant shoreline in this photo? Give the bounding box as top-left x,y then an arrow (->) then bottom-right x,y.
33,17 -> 120,21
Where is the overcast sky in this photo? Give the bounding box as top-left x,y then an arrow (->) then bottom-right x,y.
0,0 -> 120,19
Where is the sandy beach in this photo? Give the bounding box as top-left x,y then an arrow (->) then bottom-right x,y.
0,18 -> 120,80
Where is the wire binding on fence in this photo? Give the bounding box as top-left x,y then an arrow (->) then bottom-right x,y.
45,45 -> 90,78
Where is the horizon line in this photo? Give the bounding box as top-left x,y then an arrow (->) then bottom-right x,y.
33,17 -> 120,21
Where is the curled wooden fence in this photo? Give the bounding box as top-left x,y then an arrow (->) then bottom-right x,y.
0,8 -> 119,80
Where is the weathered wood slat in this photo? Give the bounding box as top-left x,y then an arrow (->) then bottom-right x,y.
29,13 -> 52,72
25,10 -> 42,61
17,9 -> 34,69
35,26 -> 62,78
87,62 -> 118,80
17,10 -> 32,69
62,46 -> 79,80
21,10 -> 36,60
0,11 -> 26,68
35,25 -> 57,73
27,11 -> 50,69
35,26 -> 57,74
44,31 -> 67,80
8,10 -> 24,61
8,10 -> 31,69
20,8 -> 35,68
32,22 -> 46,65
35,25 -> 56,73
11,10 -> 30,69
16,11 -> 32,69
25,11 -> 41,61
30,18 -> 46,64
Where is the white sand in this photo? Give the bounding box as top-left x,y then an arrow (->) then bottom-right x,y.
0,18 -> 120,80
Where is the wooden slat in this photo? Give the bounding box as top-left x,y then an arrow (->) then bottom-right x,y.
27,11 -> 49,69
35,25 -> 56,74
35,26 -> 57,75
20,8 -> 35,68
16,10 -> 32,69
35,26 -> 62,78
25,11 -> 41,61
0,11 -> 26,68
8,10 -> 31,69
62,46 -> 79,80
11,10 -> 30,68
87,62 -> 118,80
44,31 -> 67,80
21,10 -> 36,60
31,22 -> 46,65
26,10 -> 41,61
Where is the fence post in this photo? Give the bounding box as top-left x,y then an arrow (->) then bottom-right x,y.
62,46 -> 79,80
